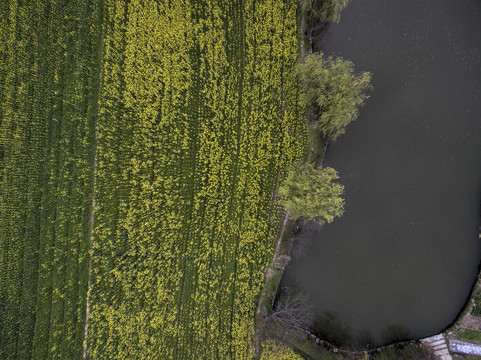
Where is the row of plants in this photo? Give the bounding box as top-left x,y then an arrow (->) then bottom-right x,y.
0,0 -> 104,358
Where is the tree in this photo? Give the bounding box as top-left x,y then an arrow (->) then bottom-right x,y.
302,0 -> 351,22
300,53 -> 371,141
278,162 -> 344,225
271,288 -> 313,334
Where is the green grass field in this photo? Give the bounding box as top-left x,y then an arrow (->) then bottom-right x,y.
0,0 -> 304,358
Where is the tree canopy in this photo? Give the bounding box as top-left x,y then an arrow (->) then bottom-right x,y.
299,52 -> 371,140
278,162 -> 344,225
302,0 -> 351,22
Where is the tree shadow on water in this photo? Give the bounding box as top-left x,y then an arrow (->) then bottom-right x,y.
312,310 -> 352,347
356,329 -> 375,349
289,220 -> 320,261
380,323 -> 412,345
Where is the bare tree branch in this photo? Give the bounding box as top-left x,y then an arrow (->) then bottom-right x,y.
271,288 -> 313,334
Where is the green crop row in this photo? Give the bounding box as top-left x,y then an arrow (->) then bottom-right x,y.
0,0 -> 104,358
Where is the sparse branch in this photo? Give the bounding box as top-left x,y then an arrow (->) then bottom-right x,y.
272,289 -> 313,333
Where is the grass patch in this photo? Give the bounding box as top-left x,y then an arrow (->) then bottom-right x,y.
306,127 -> 327,165
372,344 -> 434,360
457,329 -> 481,343
279,220 -> 298,256
261,269 -> 285,311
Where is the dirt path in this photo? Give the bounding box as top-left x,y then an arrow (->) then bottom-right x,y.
258,211 -> 290,304
300,2 -> 306,62
254,211 -> 290,357
82,17 -> 104,359
82,191 -> 96,359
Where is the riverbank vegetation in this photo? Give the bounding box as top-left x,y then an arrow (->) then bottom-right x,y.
456,329 -> 481,343
279,163 -> 344,225
472,289 -> 481,316
447,276 -> 481,351
275,52 -> 371,229
302,0 -> 351,23
300,53 -> 372,141
264,321 -> 434,360
256,0 -> 372,358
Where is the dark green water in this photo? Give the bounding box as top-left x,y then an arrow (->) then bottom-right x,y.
283,0 -> 481,346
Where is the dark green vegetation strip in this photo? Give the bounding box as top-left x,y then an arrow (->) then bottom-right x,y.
0,0 -> 104,358
472,290 -> 481,317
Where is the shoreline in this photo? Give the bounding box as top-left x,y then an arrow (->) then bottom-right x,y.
254,3 -> 481,359
253,4 -> 331,357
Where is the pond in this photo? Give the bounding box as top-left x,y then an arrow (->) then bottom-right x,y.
282,0 -> 481,347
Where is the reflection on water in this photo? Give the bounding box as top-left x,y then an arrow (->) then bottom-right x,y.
357,329 -> 375,349
312,310 -> 353,346
380,324 -> 411,345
